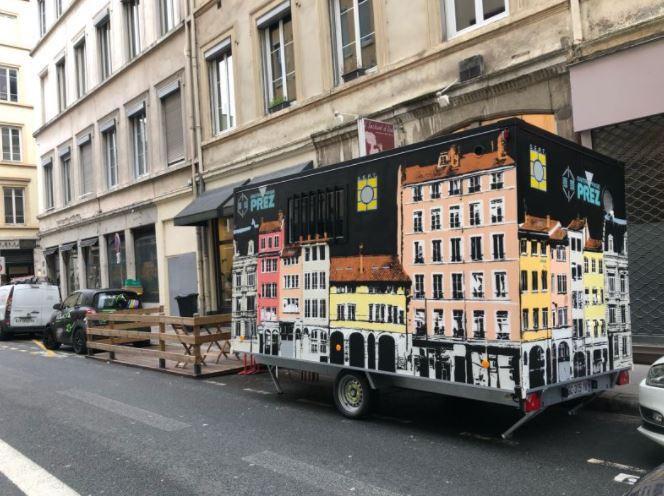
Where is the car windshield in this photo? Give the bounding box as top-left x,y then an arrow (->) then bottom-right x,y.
95,292 -> 140,311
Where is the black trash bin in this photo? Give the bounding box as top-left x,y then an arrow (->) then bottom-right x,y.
175,293 -> 199,318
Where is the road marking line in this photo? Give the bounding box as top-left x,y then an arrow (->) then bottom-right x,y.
614,473 -> 641,485
243,450 -> 401,496
0,437 -> 80,495
243,388 -> 272,395
59,389 -> 190,432
587,458 -> 647,474
33,340 -> 56,357
296,398 -> 333,408
203,380 -> 226,387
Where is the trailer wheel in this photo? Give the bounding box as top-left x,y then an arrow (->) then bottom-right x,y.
334,371 -> 372,419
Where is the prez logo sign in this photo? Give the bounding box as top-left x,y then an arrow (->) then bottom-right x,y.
237,187 -> 276,218
562,167 -> 601,206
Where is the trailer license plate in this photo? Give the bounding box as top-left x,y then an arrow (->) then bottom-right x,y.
567,380 -> 591,398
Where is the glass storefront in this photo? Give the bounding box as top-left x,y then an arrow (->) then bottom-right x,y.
217,217 -> 234,312
134,226 -> 159,303
106,232 -> 126,288
84,243 -> 100,289
65,248 -> 79,293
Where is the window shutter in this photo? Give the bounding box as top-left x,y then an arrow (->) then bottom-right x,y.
80,141 -> 93,193
163,90 -> 184,164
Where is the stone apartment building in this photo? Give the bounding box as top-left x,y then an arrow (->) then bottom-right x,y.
28,0 -> 664,342
31,0 -> 198,308
0,0 -> 40,281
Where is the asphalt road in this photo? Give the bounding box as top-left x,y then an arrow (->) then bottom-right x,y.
0,337 -> 661,496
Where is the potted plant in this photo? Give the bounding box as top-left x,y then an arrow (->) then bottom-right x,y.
268,95 -> 290,113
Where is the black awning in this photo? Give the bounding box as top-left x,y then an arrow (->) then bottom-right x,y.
174,180 -> 247,227
60,242 -> 76,252
42,246 -> 58,256
174,161 -> 314,227
80,237 -> 98,247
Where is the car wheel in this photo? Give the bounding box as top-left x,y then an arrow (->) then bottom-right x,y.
42,327 -> 61,351
333,370 -> 373,419
72,327 -> 87,355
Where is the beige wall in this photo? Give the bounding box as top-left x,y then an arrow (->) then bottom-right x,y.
0,0 -> 39,244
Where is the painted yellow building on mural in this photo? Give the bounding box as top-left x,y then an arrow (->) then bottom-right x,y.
583,239 -> 606,338
328,255 -> 409,334
519,215 -> 558,342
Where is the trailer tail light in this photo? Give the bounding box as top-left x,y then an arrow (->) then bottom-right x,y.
524,392 -> 541,413
617,370 -> 630,386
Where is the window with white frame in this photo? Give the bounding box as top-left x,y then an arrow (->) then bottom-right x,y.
1,127 -> 21,162
452,273 -> 463,299
490,198 -> 503,223
444,0 -> 507,37
412,185 -> 422,202
55,0 -> 62,18
102,126 -> 118,188
260,9 -> 296,110
159,0 -> 177,35
470,236 -> 483,261
207,42 -> 236,135
492,233 -> 505,260
331,0 -> 376,81
430,182 -> 441,199
0,66 -> 18,102
56,58 -> 66,112
496,310 -> 509,339
38,0 -> 46,36
433,309 -> 444,334
469,202 -> 481,226
432,239 -> 442,262
494,271 -> 507,298
414,274 -> 424,299
413,240 -> 424,264
471,272 -> 483,298
125,0 -> 141,60
449,178 -> 462,195
129,105 -> 148,177
74,39 -> 86,98
450,237 -> 462,262
413,210 -> 423,232
490,171 -> 503,189
452,309 -> 465,337
432,274 -> 443,299
468,175 -> 480,193
3,187 -> 24,224
430,208 -> 441,230
96,15 -> 112,81
449,205 -> 461,228
472,310 -> 485,338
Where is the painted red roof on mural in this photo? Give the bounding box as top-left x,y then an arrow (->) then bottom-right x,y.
519,214 -> 560,235
567,218 -> 587,231
259,219 -> 282,233
281,245 -> 301,258
329,255 -> 411,284
402,147 -> 514,186
585,238 -> 603,252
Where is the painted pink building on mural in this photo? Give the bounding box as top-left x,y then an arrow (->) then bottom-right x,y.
279,244 -> 303,322
257,217 -> 284,325
399,144 -> 521,342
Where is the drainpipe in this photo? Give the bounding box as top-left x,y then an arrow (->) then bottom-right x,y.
184,0 -> 208,314
569,0 -> 583,44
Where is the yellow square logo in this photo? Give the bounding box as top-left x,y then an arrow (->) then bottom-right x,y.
357,174 -> 378,212
530,146 -> 547,192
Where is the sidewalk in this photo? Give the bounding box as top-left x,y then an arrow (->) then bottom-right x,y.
590,364 -> 649,416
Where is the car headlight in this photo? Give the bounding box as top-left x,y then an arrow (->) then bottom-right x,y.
646,364 -> 664,388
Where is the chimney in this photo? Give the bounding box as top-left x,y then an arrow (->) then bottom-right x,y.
497,130 -> 507,158
359,243 -> 364,274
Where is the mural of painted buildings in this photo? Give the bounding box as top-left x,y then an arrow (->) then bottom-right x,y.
233,121 -> 632,400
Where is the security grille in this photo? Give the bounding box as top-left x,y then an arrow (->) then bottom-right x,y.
592,114 -> 664,342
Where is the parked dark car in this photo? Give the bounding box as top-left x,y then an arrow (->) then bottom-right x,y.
43,289 -> 148,354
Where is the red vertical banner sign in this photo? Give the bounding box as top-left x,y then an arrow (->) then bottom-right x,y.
357,118 -> 395,157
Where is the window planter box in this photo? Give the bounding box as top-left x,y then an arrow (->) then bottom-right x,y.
268,100 -> 291,113
341,67 -> 366,83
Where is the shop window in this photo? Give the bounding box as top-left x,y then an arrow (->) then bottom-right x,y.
84,242 -> 100,289
65,248 -> 79,293
134,226 -> 160,303
106,232 -> 126,289
216,216 -> 234,312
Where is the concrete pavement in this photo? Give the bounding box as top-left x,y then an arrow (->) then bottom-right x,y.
0,337 -> 661,495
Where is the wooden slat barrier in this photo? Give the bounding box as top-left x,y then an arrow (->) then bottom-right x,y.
85,310 -> 232,376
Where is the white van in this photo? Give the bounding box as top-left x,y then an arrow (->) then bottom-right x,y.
0,284 -> 61,339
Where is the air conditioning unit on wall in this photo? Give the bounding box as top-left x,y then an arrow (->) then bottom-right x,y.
459,55 -> 485,82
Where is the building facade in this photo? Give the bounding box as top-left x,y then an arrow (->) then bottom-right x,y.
31,0 -> 197,308
0,0 -> 40,280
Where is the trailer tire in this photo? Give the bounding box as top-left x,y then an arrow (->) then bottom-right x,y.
333,371 -> 373,419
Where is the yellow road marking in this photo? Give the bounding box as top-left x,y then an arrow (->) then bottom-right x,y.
32,339 -> 55,357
